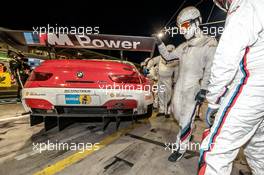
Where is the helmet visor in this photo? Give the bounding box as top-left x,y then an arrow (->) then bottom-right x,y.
180,21 -> 191,30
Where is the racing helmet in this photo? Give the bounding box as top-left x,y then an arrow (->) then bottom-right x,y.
213,0 -> 233,12
166,44 -> 175,52
176,6 -> 202,28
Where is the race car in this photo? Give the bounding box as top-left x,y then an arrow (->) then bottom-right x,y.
22,59 -> 153,131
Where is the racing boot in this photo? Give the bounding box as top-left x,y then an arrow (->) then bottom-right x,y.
168,148 -> 185,162
165,114 -> 170,118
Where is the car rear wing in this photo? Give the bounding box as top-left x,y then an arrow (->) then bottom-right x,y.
0,29 -> 156,54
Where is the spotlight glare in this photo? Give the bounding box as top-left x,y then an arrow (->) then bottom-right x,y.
157,32 -> 164,38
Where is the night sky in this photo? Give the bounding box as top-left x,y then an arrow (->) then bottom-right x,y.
0,0 -> 226,63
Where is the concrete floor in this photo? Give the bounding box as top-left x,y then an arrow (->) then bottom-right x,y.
0,103 -> 25,120
0,103 -> 251,175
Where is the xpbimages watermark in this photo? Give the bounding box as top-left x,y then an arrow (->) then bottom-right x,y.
165,142 -> 201,153
98,83 -> 166,95
165,142 -> 215,153
32,24 -> 100,35
32,140 -> 100,153
163,26 -> 224,38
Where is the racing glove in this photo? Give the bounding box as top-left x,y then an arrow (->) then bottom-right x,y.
195,89 -> 207,104
205,104 -> 219,128
143,68 -> 150,76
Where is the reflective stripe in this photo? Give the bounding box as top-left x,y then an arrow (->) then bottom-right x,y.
198,47 -> 250,174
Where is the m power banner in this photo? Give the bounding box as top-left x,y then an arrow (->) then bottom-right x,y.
0,30 -> 156,52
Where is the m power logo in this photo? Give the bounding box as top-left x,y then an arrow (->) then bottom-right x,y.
23,32 -> 155,52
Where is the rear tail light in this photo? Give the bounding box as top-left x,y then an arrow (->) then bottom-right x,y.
25,99 -> 53,110
103,100 -> 137,109
109,73 -> 141,84
29,72 -> 53,81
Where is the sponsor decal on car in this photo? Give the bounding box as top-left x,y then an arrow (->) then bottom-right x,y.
108,92 -> 133,98
64,89 -> 91,94
65,94 -> 91,105
24,92 -> 46,96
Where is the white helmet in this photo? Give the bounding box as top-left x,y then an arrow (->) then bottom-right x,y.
176,6 -> 202,40
176,6 -> 202,27
166,44 -> 175,52
213,0 -> 233,12
141,57 -> 151,67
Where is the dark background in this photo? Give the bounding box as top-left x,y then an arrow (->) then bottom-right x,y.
0,0 -> 226,63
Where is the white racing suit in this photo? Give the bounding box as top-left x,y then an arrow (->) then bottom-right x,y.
141,58 -> 159,108
149,65 -> 159,109
199,0 -> 264,174
158,34 -> 217,154
147,56 -> 178,114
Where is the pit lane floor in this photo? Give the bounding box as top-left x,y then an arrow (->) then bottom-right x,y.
0,104 -> 250,175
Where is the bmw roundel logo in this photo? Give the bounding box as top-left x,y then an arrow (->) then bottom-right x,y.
77,71 -> 84,78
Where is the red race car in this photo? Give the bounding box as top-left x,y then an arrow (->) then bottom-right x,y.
22,59 -> 153,131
